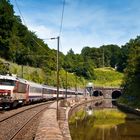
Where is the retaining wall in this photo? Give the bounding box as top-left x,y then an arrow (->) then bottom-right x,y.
35,96 -> 103,140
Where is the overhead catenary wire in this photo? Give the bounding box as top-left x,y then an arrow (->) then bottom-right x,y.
14,0 -> 66,53
58,0 -> 66,55
59,0 -> 65,37
14,0 -> 49,52
14,0 -> 27,26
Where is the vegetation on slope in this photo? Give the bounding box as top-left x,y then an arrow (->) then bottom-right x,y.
0,57 -> 86,89
93,67 -> 123,87
0,57 -> 124,89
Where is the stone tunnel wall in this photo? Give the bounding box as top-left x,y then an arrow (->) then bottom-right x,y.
94,87 -> 122,99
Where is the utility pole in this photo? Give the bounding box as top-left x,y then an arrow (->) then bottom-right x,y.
51,36 -> 60,120
65,70 -> 67,99
75,73 -> 78,101
21,65 -> 24,78
102,48 -> 104,68
56,36 -> 60,121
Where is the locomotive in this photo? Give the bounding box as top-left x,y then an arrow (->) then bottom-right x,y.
0,74 -> 83,109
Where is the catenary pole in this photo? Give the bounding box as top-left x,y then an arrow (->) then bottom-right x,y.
51,36 -> 60,120
56,36 -> 60,120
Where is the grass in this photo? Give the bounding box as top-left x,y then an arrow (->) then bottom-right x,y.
0,58 -> 86,88
93,67 -> 124,87
69,109 -> 86,123
0,58 -> 46,83
93,109 -> 126,119
0,58 -> 124,88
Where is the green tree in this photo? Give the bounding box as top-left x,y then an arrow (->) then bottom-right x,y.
0,0 -> 15,59
63,49 -> 95,79
0,61 -> 10,74
100,45 -> 121,68
122,36 -> 140,106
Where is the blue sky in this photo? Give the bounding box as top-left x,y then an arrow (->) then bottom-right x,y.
10,0 -> 140,54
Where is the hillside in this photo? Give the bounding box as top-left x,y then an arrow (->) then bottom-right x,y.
93,67 -> 124,87
0,57 -> 86,89
0,58 -> 46,83
0,58 -> 123,89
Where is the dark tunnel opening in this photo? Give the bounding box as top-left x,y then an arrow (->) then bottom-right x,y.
112,90 -> 122,99
93,90 -> 103,97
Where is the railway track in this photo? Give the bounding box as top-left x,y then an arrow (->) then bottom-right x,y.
0,101 -> 54,140
0,101 -> 54,122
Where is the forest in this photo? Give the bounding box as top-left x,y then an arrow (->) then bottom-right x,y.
0,0 -> 140,106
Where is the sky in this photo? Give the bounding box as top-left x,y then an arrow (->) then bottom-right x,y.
10,0 -> 140,54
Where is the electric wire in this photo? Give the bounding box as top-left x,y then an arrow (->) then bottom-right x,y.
59,0 -> 65,37
14,0 -> 66,54
14,0 -> 48,52
14,0 -> 27,26
58,0 -> 66,55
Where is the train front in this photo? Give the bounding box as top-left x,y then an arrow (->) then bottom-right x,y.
0,75 -> 16,109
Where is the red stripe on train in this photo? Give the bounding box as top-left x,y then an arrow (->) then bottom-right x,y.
0,90 -> 11,93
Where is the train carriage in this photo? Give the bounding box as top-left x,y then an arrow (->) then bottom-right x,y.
0,74 -> 84,109
59,88 -> 65,98
27,81 -> 43,102
42,85 -> 54,100
0,74 -> 28,108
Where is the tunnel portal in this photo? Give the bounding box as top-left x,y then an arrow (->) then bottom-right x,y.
112,90 -> 122,99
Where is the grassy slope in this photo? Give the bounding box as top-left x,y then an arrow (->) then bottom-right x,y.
0,58 -> 86,88
0,58 -> 123,88
93,67 -> 124,87
0,58 -> 46,83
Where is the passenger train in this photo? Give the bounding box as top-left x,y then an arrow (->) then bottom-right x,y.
0,74 -> 84,109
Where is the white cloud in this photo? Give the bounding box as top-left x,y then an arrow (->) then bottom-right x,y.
28,24 -> 56,39
27,24 -> 59,51
11,0 -> 140,54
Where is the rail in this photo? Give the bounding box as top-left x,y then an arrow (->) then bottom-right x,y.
0,101 -> 54,140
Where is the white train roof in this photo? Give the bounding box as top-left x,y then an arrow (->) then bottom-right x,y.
43,85 -> 57,90
26,80 -> 43,88
0,74 -> 29,84
0,74 -> 18,81
0,74 -> 42,87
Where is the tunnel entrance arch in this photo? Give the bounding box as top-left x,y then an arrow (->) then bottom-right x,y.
93,90 -> 103,97
112,90 -> 122,99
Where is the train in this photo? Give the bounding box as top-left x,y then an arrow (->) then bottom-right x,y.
0,74 -> 84,109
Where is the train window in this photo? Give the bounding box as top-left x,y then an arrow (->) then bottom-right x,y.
30,86 -> 42,93
17,82 -> 27,93
0,79 -> 15,86
42,88 -> 49,94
